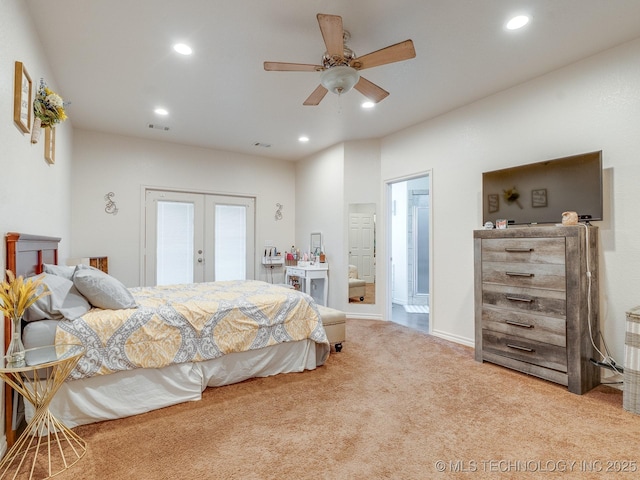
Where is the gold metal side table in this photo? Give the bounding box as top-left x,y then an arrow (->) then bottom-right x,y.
0,344 -> 86,479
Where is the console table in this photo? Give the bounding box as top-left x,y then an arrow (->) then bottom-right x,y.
285,264 -> 329,306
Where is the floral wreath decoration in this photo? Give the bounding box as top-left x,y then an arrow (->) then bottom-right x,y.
30,79 -> 68,144
33,79 -> 68,127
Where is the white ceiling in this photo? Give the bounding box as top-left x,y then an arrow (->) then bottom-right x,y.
25,0 -> 640,161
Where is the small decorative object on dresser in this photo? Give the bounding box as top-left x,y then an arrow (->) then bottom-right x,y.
561,211 -> 578,226
474,225 -> 600,394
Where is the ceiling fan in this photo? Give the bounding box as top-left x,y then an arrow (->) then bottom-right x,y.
264,13 -> 416,106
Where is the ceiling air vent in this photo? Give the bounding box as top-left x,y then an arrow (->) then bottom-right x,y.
148,124 -> 170,131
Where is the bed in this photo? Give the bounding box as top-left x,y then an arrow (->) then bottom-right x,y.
4,233 -> 330,443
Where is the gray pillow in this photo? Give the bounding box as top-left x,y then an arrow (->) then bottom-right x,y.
73,265 -> 136,310
24,273 -> 92,322
43,263 -> 75,281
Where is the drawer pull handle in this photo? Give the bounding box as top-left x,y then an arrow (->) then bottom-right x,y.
506,271 -> 534,277
504,248 -> 533,253
506,295 -> 533,303
507,343 -> 535,353
505,320 -> 533,328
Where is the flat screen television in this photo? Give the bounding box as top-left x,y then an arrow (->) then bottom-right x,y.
482,151 -> 603,225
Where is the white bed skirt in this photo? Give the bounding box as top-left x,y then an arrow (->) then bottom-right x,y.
26,339 -> 327,428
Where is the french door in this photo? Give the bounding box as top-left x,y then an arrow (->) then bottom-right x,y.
144,189 -> 255,286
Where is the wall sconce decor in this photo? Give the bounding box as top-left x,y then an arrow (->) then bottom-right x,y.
105,192 -> 119,215
275,203 -> 283,221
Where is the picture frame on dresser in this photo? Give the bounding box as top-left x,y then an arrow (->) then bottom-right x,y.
13,61 -> 32,134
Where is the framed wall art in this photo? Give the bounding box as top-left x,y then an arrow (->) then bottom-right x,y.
531,188 -> 547,208
13,61 -> 32,133
44,127 -> 55,164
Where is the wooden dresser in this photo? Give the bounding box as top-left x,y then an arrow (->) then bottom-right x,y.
474,225 -> 600,394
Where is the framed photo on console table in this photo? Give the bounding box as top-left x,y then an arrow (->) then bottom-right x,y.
13,61 -> 33,133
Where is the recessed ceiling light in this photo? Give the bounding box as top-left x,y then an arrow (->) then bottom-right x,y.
506,15 -> 530,30
173,43 -> 193,55
298,136 -> 310,143
154,108 -> 169,116
362,101 -> 375,109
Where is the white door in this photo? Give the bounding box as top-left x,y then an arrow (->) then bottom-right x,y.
145,190 -> 255,286
349,212 -> 375,283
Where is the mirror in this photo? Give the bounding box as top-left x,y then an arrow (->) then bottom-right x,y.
347,203 -> 376,304
310,232 -> 323,256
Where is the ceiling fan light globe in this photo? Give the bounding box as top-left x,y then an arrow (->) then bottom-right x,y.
320,66 -> 360,95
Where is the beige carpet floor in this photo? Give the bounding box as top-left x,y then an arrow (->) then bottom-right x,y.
22,319 -> 640,479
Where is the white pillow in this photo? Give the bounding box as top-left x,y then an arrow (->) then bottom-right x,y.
73,265 -> 136,310
24,274 -> 91,322
43,263 -> 75,281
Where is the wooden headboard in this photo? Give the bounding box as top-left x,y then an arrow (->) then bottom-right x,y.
5,232 -> 61,278
4,232 -> 61,446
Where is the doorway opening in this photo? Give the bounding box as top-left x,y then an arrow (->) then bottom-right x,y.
387,174 -> 430,333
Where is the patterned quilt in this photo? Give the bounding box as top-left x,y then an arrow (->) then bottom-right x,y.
55,280 -> 329,380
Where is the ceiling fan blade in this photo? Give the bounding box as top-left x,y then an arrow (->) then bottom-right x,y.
303,85 -> 328,106
352,40 -> 416,70
354,77 -> 389,103
317,14 -> 344,57
264,62 -> 322,72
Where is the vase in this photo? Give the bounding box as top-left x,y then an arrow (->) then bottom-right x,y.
6,316 -> 25,366
30,117 -> 42,144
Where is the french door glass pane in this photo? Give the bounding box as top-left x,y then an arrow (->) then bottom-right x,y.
157,201 -> 194,285
214,205 -> 246,281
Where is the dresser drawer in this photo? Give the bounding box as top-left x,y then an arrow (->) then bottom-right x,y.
482,330 -> 567,372
481,237 -> 565,265
482,284 -> 566,317
482,306 -> 566,347
482,261 -> 566,290
287,267 -> 305,277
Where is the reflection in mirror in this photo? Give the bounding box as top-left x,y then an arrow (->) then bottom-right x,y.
310,232 -> 322,256
348,203 -> 376,304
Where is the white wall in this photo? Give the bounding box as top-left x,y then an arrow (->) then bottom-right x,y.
343,140 -> 382,318
295,140 -> 384,315
0,1 -> 73,259
71,130 -> 297,287
0,0 -> 74,453
380,38 -> 640,361
295,144 -> 345,308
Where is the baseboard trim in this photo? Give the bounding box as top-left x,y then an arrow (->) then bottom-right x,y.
431,329 -> 474,348
346,313 -> 384,320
